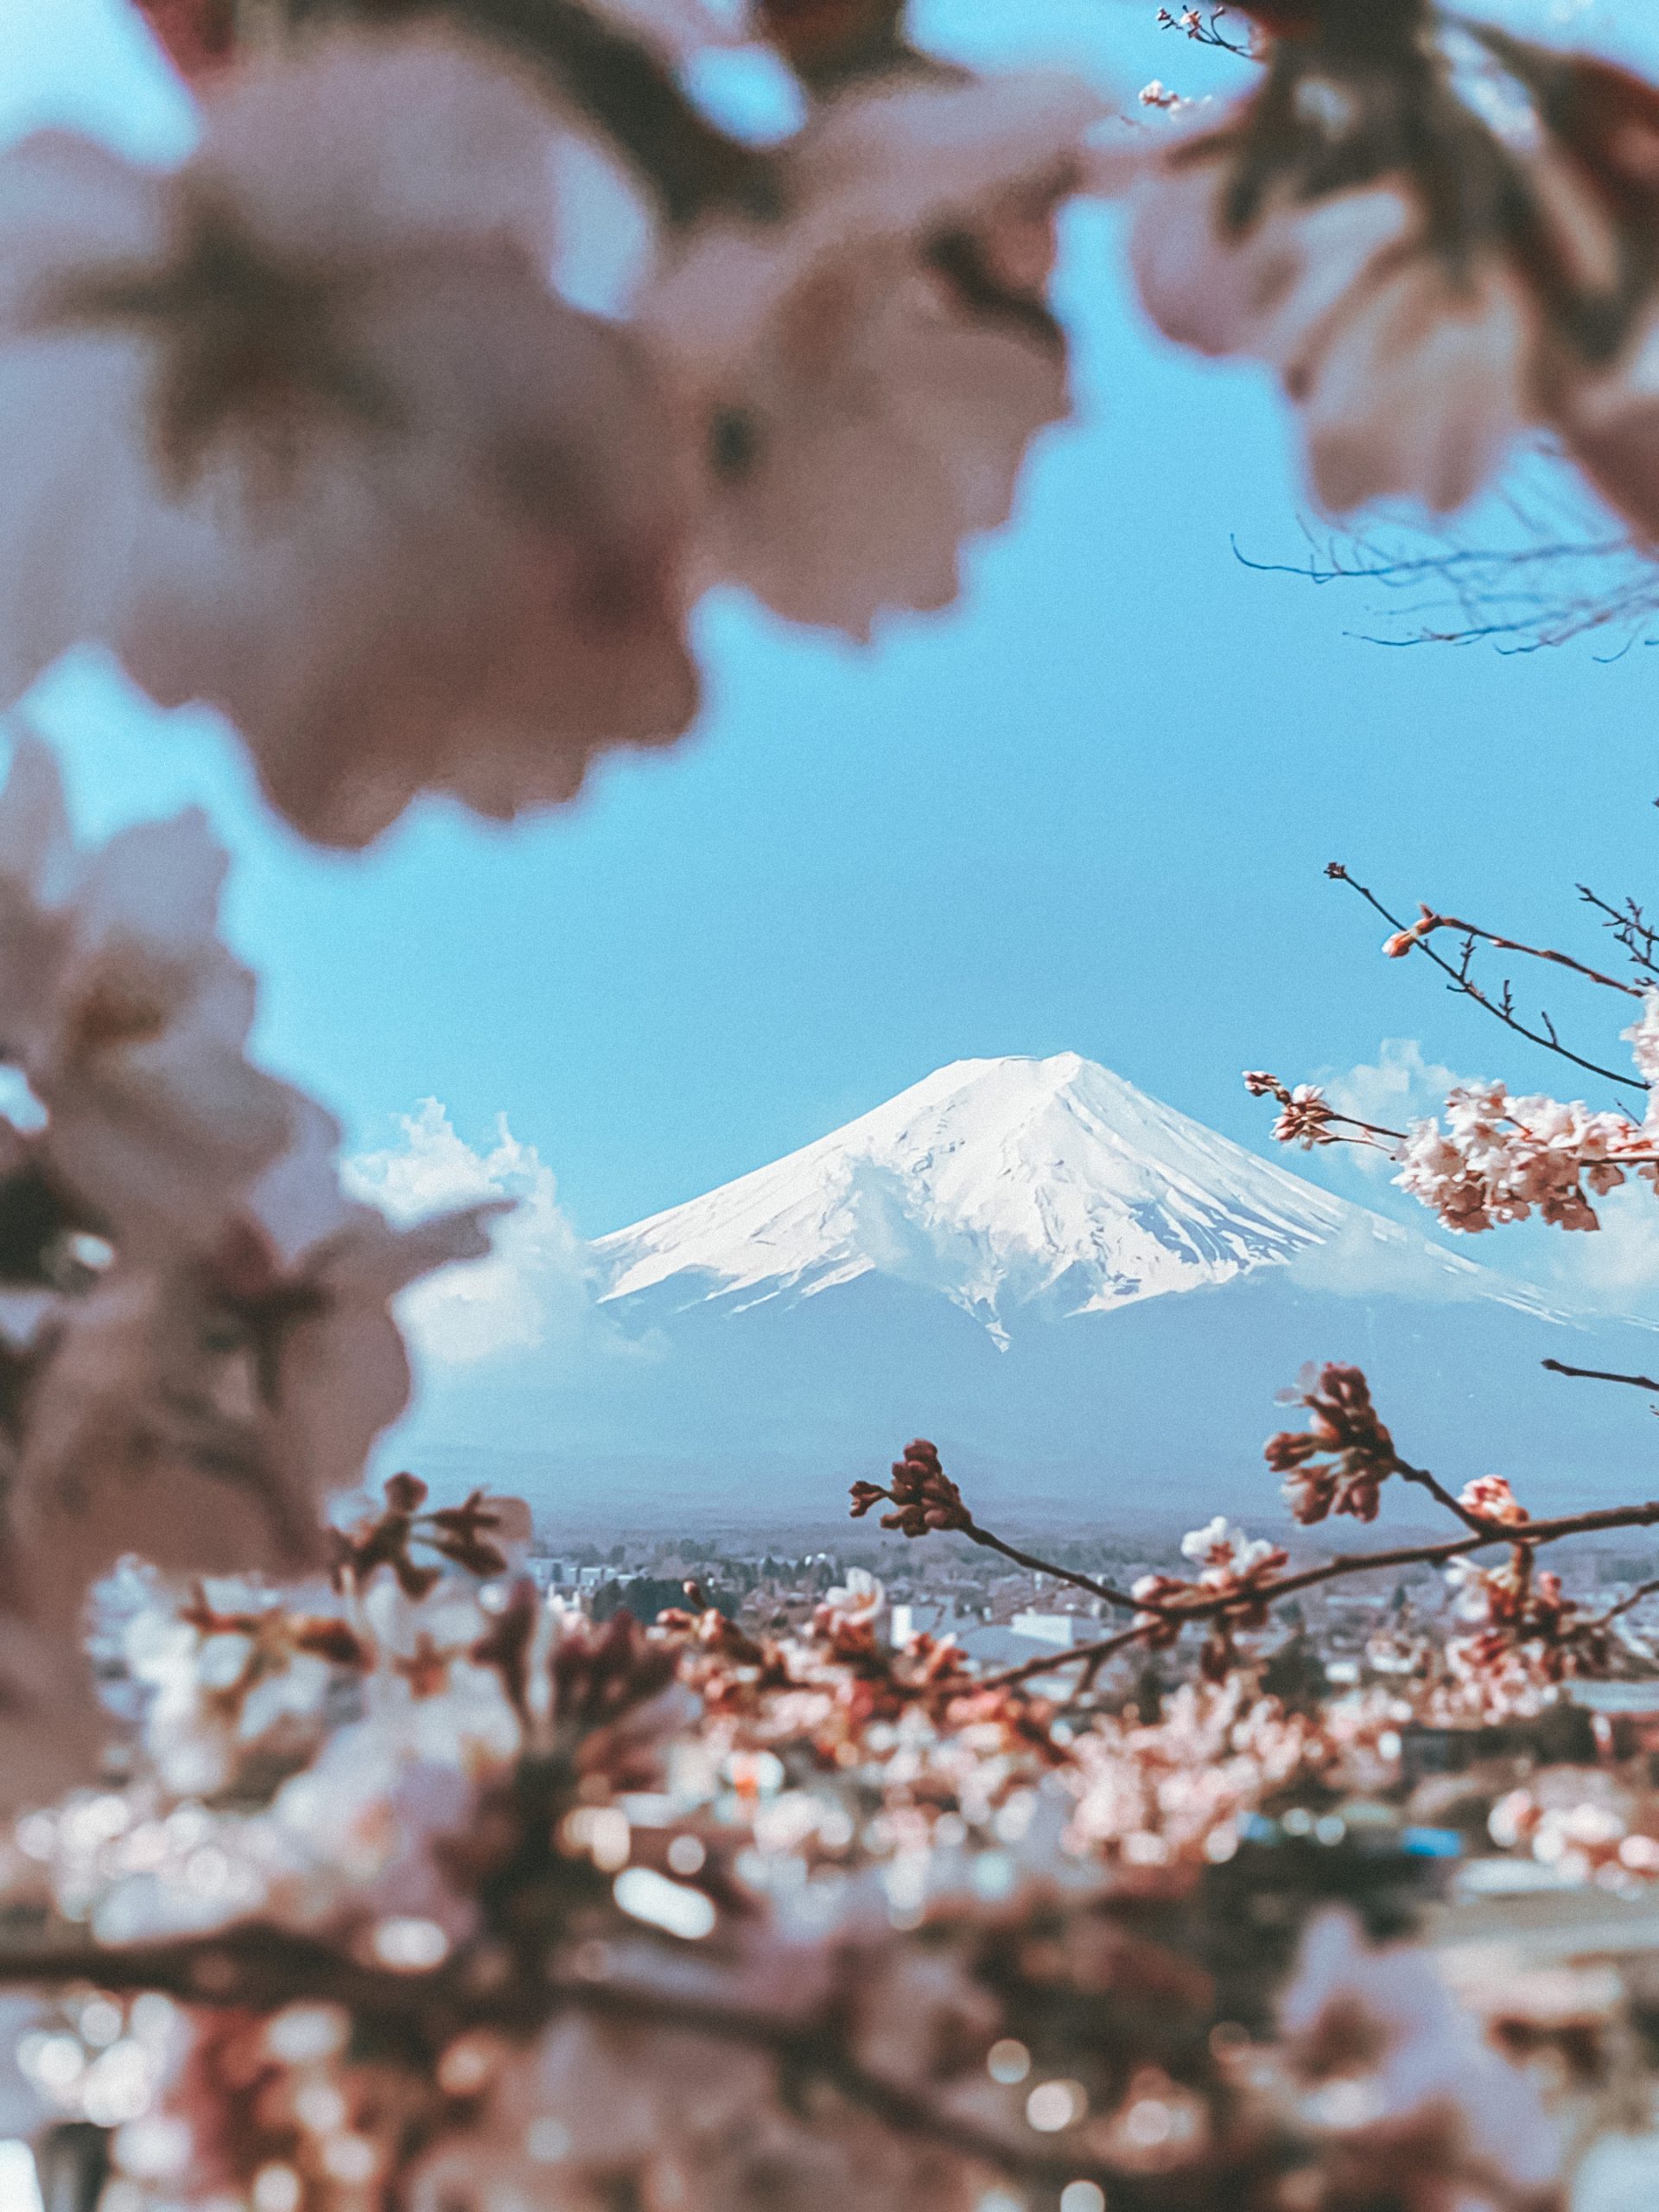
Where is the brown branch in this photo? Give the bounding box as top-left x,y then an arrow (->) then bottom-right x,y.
977,1496 -> 1659,1686
979,1620 -> 1148,1690
1326,866 -> 1642,1093
545,1973 -> 1224,2207
0,1926 -> 1229,2207
1543,1357 -> 1659,1394
0,1924 -> 489,2031
1393,1458 -> 1503,1535
1393,910 -> 1642,1000
1587,1575 -> 1659,1631
954,1521 -> 1151,1616
1579,885 -> 1659,984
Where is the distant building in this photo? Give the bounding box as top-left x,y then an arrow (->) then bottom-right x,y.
1008,1611 -> 1077,1649
890,1601 -> 972,1647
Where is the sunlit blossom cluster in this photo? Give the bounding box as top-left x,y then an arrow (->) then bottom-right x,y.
1394,1081 -> 1659,1234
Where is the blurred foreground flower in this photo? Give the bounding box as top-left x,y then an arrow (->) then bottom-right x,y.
0,29 -> 698,847
1118,2 -> 1659,534
645,70 -> 1103,638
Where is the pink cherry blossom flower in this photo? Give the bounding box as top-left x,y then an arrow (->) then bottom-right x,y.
1458,1473 -> 1529,1527
643,71 -> 1103,639
1624,988 -> 1659,1088
1395,1080 -> 1658,1234
0,29 -> 699,849
1115,14 -> 1659,528
0,741 -> 306,1263
9,1153 -> 505,1628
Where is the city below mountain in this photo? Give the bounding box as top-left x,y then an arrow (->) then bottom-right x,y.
415,1056 -> 1659,1532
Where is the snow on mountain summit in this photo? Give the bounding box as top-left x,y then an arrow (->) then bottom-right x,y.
593,1053 -> 1510,1343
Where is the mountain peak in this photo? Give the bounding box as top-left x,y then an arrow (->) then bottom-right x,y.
592,1052 -> 1511,1343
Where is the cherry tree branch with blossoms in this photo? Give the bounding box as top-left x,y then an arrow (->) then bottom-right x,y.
857,1374 -> 1659,1697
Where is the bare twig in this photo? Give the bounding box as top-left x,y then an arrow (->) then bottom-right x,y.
953,1522 -> 1151,1617
1579,886 -> 1659,984
1230,522 -> 1659,655
1387,908 -> 1641,999
1543,1358 -> 1659,1394
1157,4 -> 1256,57
1327,866 -> 1642,1093
1587,1575 -> 1659,1631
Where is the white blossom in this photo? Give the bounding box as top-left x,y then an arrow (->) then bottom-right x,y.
644,71 -> 1102,639
0,30 -> 699,849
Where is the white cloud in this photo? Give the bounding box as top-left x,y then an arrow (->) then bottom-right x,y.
1282,1212 -> 1495,1305
1313,1039 -> 1659,1322
1319,1039 -> 1463,1176
347,1100 -> 597,1366
1531,1180 -> 1659,1320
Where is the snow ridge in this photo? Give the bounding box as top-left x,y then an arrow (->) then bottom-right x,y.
593,1053 -> 1524,1344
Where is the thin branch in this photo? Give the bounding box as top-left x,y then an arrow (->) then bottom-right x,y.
1389,909 -> 1642,1000
1579,886 -> 1659,984
980,1621 -> 1148,1691
1230,518 -> 1659,656
954,1522 -> 1150,1616
979,1496 -> 1659,1687
1587,1575 -> 1659,1631
1157,4 -> 1257,58
1326,866 -> 1642,1093
1543,1357 -> 1659,1394
1395,1459 -> 1499,1533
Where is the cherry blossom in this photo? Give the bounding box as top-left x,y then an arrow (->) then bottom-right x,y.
0,29 -> 699,849
1265,1362 -> 1400,1524
1459,1472 -> 1529,1527
0,740 -> 304,1262
642,70 -> 1103,638
1116,7 -> 1659,527
1179,1514 -> 1287,1589
1442,1548 -> 1614,1695
7,1185 -> 504,1631
5,7 -> 1659,2207
1394,1082 -> 1656,1233
850,1437 -> 972,1536
1623,988 -> 1659,1088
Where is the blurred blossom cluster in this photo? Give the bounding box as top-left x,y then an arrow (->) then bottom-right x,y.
0,1463 -> 1622,2212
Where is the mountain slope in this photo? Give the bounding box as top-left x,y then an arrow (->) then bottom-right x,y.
411,1056 -> 1659,1524
593,1052 -> 1543,1343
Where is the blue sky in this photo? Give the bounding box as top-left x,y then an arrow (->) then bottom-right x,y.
10,0 -> 1659,1304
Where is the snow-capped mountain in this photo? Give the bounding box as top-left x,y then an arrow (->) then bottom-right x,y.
417,1056 -> 1649,1529
594,1052 -> 1536,1344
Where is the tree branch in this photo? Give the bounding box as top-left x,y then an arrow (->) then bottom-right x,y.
1543,1357 -> 1659,1394
1326,866 -> 1642,1093
1388,909 -> 1642,1000
0,1926 -> 1236,2209
978,1496 -> 1659,1687
954,1521 -> 1152,1616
